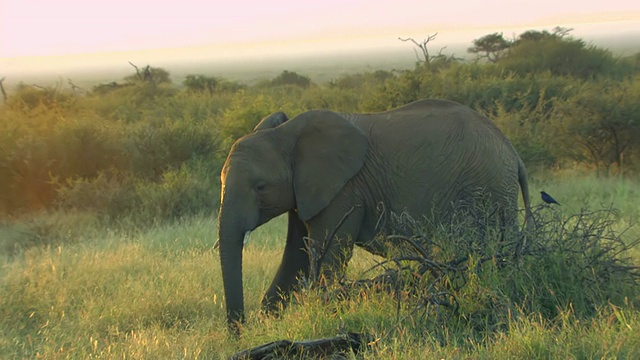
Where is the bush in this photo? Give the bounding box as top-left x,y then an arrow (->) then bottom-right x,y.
269,70 -> 312,88
57,160 -> 221,224
550,78 -> 640,175
217,92 -> 280,149
126,116 -> 220,179
6,84 -> 75,112
309,204 -> 639,343
132,161 -> 219,221
500,34 -> 624,79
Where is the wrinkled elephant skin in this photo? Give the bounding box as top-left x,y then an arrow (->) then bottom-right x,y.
217,99 -> 531,329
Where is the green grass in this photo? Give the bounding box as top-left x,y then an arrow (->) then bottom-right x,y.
530,169 -> 640,220
1,176 -> 639,359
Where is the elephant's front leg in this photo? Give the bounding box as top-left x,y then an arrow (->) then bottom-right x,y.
306,204 -> 364,286
261,210 -> 310,314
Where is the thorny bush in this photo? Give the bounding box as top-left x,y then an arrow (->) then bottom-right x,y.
302,202 -> 639,343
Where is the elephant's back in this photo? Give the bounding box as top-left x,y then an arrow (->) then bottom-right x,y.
350,99 -> 522,217
349,99 -> 508,152
352,99 -> 495,130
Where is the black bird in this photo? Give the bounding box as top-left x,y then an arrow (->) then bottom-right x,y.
540,191 -> 560,205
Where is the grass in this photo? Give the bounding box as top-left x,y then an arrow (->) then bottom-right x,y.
1,176 -> 639,359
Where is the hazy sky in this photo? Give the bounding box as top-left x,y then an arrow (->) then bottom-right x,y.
1,0 -> 639,75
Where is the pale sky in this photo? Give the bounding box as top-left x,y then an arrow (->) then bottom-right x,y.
1,0 -> 639,76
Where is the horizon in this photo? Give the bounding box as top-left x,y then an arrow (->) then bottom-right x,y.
2,25 -> 638,90
2,1 -> 639,80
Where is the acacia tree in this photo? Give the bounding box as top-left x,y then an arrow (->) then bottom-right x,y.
183,75 -> 219,93
499,28 -> 619,78
125,62 -> 171,84
467,33 -> 511,63
551,81 -> 640,175
270,70 -> 312,88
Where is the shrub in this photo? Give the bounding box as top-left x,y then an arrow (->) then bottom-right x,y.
269,70 -> 312,88
217,92 -> 279,149
306,203 -> 639,343
57,160 -> 221,224
500,34 -> 624,79
6,83 -> 75,112
126,116 -> 220,179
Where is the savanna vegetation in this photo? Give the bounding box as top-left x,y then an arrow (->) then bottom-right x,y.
1,28 -> 639,358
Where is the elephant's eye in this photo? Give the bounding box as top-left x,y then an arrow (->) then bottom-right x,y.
255,182 -> 267,193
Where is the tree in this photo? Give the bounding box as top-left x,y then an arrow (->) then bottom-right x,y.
515,29 -> 553,43
269,70 -> 312,88
551,26 -> 574,38
183,75 -> 219,93
125,63 -> 171,84
398,33 -> 450,68
468,33 -> 511,63
551,81 -> 640,175
500,29 -> 618,79
0,77 -> 7,103
626,52 -> 640,73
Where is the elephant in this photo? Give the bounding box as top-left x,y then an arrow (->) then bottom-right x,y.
217,99 -> 531,330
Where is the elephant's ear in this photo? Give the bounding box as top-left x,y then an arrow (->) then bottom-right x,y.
288,110 -> 368,221
254,112 -> 288,132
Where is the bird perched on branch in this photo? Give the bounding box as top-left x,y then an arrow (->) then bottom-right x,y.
540,191 -> 560,205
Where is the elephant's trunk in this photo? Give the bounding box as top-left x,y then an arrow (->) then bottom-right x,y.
218,211 -> 246,333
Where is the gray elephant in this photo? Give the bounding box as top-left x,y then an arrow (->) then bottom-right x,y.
218,99 -> 531,330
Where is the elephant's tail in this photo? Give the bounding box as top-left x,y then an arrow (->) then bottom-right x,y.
516,158 -> 534,259
517,158 -> 533,228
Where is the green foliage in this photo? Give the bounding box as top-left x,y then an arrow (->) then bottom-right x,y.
182,75 -> 245,94
6,83 -> 75,112
126,117 -> 220,179
329,70 -> 393,90
268,70 -> 313,88
0,69 -> 223,220
491,98 -> 556,167
1,28 -> 639,222
500,31 -> 624,79
183,74 -> 219,92
468,32 -> 511,62
1,28 -> 639,358
53,162 -> 219,226
124,66 -> 171,85
630,52 -> 640,72
550,78 -> 640,174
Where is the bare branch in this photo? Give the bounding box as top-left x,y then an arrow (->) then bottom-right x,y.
306,205 -> 361,282
67,78 -> 86,94
0,77 -> 6,103
128,61 -> 142,80
128,62 -> 155,84
398,32 -> 439,65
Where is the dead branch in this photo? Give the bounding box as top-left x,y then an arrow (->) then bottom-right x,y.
230,332 -> 373,360
67,78 -> 86,94
398,32 -> 438,64
128,61 -> 154,83
306,205 -> 361,283
0,77 -> 6,103
237,205 -> 639,357
128,61 -> 142,80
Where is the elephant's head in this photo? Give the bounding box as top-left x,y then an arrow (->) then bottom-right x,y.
217,110 -> 368,330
